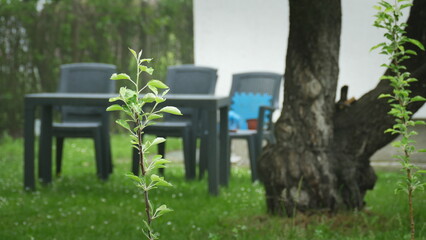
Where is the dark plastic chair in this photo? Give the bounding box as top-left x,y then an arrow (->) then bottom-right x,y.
131,65 -> 218,179
227,72 -> 282,182
52,63 -> 116,180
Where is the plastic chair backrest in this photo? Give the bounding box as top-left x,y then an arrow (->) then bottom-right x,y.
58,63 -> 117,122
230,72 -> 282,129
165,65 -> 217,120
166,65 -> 217,95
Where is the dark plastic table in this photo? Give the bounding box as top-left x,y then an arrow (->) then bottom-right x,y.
24,93 -> 230,195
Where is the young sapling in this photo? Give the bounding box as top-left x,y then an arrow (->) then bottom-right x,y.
373,1 -> 426,239
107,48 -> 181,239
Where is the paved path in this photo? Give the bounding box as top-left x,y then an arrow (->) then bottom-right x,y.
165,125 -> 426,170
371,125 -> 426,169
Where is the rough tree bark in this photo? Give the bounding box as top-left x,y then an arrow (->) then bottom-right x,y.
258,0 -> 426,216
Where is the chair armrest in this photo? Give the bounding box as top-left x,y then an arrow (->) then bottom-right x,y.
253,106 -> 277,157
256,106 -> 277,132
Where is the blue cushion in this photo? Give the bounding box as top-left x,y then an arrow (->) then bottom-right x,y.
230,92 -> 272,129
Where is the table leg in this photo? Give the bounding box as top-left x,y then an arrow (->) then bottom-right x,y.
219,106 -> 230,186
186,113 -> 199,180
39,105 -> 53,184
207,108 -> 219,195
184,130 -> 196,180
24,100 -> 36,191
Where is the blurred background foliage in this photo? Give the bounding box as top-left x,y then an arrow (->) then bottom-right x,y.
0,0 -> 194,136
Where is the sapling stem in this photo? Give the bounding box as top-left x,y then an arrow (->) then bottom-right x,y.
407,167 -> 415,239
137,118 -> 153,236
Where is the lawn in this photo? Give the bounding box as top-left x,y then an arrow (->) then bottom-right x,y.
0,134 -> 425,239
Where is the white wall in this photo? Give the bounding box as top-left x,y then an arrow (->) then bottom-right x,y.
194,0 -> 288,96
194,0 -> 426,117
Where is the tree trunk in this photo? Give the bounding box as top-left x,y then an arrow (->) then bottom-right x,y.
258,0 -> 426,216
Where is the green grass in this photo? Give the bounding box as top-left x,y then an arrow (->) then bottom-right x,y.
0,134 -> 425,239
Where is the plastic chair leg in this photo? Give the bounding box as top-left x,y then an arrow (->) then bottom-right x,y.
157,136 -> 166,176
56,137 -> 64,176
189,131 -> 197,179
103,130 -> 113,174
247,137 -> 258,182
132,147 -> 139,175
94,129 -> 107,180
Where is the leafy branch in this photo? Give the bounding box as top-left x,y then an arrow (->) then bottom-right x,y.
107,48 -> 181,239
373,1 -> 425,239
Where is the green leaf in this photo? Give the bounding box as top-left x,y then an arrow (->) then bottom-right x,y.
155,96 -> 166,103
380,75 -> 394,81
373,5 -> 381,11
151,137 -> 166,146
410,95 -> 426,102
406,78 -> 418,83
378,93 -> 392,99
161,88 -> 170,97
384,128 -> 396,134
405,50 -> 417,55
151,155 -> 162,162
108,96 -> 121,102
147,67 -> 154,75
414,120 -> 426,125
407,38 -> 425,51
140,58 -> 153,63
130,134 -> 138,141
129,48 -> 137,59
392,141 -> 402,148
121,105 -> 134,118
153,205 -> 173,218
106,104 -> 124,111
142,93 -> 156,103
153,159 -> 171,166
150,155 -> 171,168
159,106 -> 182,115
139,65 -> 154,75
150,174 -> 161,182
380,63 -> 391,69
111,73 -> 131,81
137,49 -> 143,60
148,80 -> 169,89
150,174 -> 173,187
148,85 -> 158,95
142,220 -> 154,234
156,205 -> 173,213
370,42 -> 386,52
147,113 -> 163,121
119,87 -> 137,101
116,119 -> 131,131
379,1 -> 392,9
400,3 -> 413,10
125,173 -> 141,183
